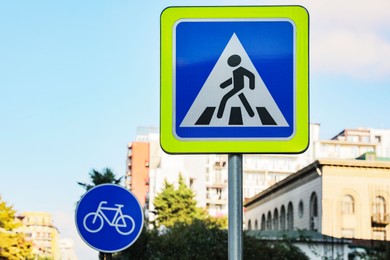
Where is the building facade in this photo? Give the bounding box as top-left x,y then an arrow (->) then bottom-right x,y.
244,159 -> 390,241
126,125 -> 390,222
126,141 -> 150,207
17,212 -> 60,259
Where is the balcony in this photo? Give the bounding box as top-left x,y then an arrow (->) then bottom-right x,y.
206,196 -> 227,205
371,214 -> 390,227
214,161 -> 226,169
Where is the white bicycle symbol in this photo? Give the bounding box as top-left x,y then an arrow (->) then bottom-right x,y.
83,201 -> 135,235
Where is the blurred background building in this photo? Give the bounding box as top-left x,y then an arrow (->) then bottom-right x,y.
17,212 -> 60,259
244,158 -> 390,241
16,212 -> 77,260
126,124 -> 390,233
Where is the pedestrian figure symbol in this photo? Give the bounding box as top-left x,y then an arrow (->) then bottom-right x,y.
217,54 -> 255,119
180,33 -> 289,128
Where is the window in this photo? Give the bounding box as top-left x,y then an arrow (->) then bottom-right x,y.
310,192 -> 319,231
261,214 -> 266,230
254,219 -> 258,230
267,211 -> 272,230
273,208 -> 279,230
342,195 -> 355,214
298,200 -> 304,218
347,135 -> 359,142
287,202 -> 294,230
280,205 -> 286,231
310,192 -> 318,217
248,220 -> 252,230
373,196 -> 386,218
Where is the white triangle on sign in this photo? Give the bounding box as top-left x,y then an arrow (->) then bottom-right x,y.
180,33 -> 289,127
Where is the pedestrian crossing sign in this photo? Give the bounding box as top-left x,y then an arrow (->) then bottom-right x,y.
161,6 -> 309,154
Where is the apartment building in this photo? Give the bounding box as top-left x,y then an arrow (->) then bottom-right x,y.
126,141 -> 150,207
17,212 -> 60,259
126,125 -> 390,221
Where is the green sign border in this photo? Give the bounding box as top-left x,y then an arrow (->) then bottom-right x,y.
161,6 -> 309,154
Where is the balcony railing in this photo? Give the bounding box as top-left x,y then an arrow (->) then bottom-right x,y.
371,214 -> 390,227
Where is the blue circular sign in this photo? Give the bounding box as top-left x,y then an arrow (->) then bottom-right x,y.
75,184 -> 144,253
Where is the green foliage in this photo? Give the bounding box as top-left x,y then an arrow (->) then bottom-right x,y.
77,168 -> 122,191
0,232 -> 33,260
113,227 -> 151,260
0,196 -> 19,230
244,233 -> 309,260
114,219 -> 308,260
147,219 -> 228,260
357,241 -> 390,260
114,173 -> 307,259
206,215 -> 228,229
153,174 -> 206,228
0,196 -> 33,259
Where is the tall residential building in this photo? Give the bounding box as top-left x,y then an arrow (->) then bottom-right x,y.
126,125 -> 390,221
126,141 -> 150,207
17,212 -> 60,259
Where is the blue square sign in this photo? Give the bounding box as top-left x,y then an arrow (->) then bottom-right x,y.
161,6 -> 309,153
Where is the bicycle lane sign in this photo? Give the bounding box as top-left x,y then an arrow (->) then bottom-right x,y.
75,184 -> 144,253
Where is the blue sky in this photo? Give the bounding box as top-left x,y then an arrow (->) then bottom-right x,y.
1,0 -> 390,258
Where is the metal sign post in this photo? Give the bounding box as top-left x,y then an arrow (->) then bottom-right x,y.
228,154 -> 243,260
102,252 -> 112,260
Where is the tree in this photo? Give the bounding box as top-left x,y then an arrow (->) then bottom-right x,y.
153,174 -> 206,228
114,219 -> 308,260
0,196 -> 33,259
146,219 -> 227,260
77,167 -> 122,191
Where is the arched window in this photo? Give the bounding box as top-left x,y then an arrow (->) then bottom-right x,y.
310,192 -> 319,231
280,205 -> 286,231
261,214 -> 266,230
254,219 -> 258,230
310,192 -> 318,217
342,195 -> 355,214
373,196 -> 386,217
273,208 -> 279,230
287,202 -> 294,230
248,220 -> 252,230
267,211 -> 272,230
298,200 -> 304,218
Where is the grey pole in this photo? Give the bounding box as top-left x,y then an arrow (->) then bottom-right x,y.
228,154 -> 243,260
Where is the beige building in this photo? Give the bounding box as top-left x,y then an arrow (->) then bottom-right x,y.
17,212 -> 60,259
244,158 -> 390,241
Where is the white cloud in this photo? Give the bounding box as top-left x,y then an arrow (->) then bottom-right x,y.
236,0 -> 390,79
306,0 -> 390,79
311,29 -> 390,79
